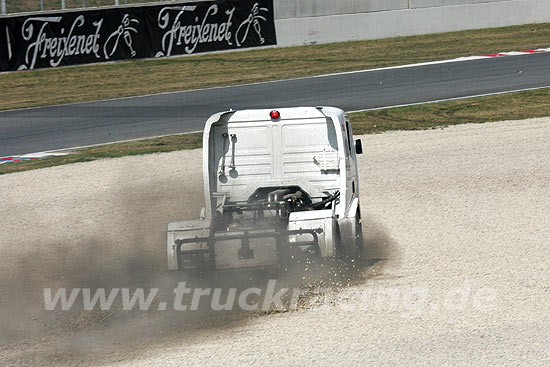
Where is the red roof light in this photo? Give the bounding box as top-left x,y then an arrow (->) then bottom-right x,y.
270,110 -> 280,119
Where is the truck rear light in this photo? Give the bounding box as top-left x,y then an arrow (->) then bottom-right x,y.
270,110 -> 280,119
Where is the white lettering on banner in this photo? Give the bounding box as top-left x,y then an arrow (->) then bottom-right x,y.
20,16 -> 103,70
156,5 -> 234,57
7,2 -> 273,71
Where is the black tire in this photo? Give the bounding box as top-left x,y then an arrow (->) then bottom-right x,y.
341,216 -> 363,261
334,224 -> 345,260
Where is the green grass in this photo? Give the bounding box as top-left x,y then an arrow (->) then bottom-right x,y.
1,22 -> 550,110
0,133 -> 203,174
349,88 -> 550,135
2,88 -> 549,175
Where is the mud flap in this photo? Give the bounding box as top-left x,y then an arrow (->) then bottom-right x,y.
338,197 -> 362,259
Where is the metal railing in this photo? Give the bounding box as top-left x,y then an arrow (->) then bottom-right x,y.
1,1 -> 177,15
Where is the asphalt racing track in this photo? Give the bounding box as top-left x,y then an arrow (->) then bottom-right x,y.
1,52 -> 550,156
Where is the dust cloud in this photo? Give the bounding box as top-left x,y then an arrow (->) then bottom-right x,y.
0,173 -> 397,366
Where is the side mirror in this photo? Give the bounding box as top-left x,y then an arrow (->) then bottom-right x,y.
355,139 -> 363,155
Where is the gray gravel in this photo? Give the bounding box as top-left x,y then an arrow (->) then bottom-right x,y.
1,118 -> 549,366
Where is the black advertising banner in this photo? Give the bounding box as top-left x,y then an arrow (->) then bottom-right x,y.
0,0 -> 276,72
0,20 -> 9,68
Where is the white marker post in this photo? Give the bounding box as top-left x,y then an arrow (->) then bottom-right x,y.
61,0 -> 66,10
1,0 -> 6,15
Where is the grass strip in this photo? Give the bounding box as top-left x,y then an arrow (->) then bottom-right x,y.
350,88 -> 550,135
1,23 -> 550,111
1,88 -> 549,175
0,133 -> 203,174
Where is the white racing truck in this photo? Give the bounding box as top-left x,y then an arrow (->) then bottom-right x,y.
167,107 -> 364,271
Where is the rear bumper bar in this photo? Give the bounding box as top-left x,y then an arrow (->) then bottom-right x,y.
174,228 -> 322,270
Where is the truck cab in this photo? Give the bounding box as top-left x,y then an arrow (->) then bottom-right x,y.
167,107 -> 364,271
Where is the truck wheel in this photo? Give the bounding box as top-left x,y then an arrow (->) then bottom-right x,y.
341,217 -> 363,261
334,224 -> 344,259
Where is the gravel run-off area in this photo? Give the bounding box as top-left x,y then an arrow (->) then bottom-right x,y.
0,117 -> 549,366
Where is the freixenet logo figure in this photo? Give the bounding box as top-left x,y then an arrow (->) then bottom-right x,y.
235,2 -> 268,47
104,14 -> 139,59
